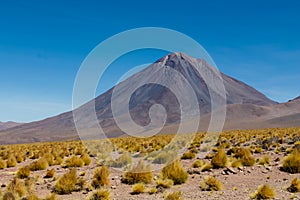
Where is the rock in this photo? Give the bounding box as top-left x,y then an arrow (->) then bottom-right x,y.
111,185 -> 117,189
225,167 -> 237,174
238,166 -> 244,171
221,171 -> 227,175
266,166 -> 272,171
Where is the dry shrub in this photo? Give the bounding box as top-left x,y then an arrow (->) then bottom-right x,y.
91,166 -> 110,188
26,193 -> 40,200
211,149 -> 228,168
6,178 -> 27,198
110,153 -> 132,168
200,163 -> 213,172
161,160 -> 188,185
44,193 -> 59,200
200,176 -> 223,191
234,148 -> 255,167
44,169 -> 55,178
2,192 -> 16,200
6,156 -> 17,168
64,155 -> 84,168
29,158 -> 49,171
192,160 -> 205,168
153,151 -> 172,164
250,184 -> 275,199
43,153 -> 55,166
16,166 -> 31,179
181,151 -> 196,160
147,187 -> 158,194
258,155 -> 270,166
0,158 -> 7,169
81,154 -> 92,166
282,150 -> 300,173
54,169 -> 77,194
122,160 -> 153,184
131,183 -> 145,194
287,178 -> 300,193
156,179 -> 174,189
164,191 -> 183,200
88,189 -> 111,200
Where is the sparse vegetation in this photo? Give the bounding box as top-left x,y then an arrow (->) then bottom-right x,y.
0,127 -> 299,199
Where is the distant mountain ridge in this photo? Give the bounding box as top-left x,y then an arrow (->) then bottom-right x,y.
0,53 -> 298,144
0,121 -> 22,131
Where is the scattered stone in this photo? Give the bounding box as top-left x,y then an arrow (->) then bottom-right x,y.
225,167 -> 237,174
111,185 -> 117,189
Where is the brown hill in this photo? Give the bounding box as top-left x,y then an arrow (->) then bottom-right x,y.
0,53 -> 298,144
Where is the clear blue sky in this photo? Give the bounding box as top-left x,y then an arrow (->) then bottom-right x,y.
0,0 -> 299,122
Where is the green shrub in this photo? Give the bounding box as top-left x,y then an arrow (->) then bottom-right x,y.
122,160 -> 153,184
287,178 -> 300,193
88,189 -> 111,200
91,166 -> 110,188
164,191 -> 183,200
200,176 -> 223,191
16,166 -> 31,179
282,150 -> 300,173
250,184 -> 275,199
211,149 -> 228,168
131,183 -> 145,194
64,155 -> 84,168
29,158 -> 49,171
161,160 -> 188,185
54,169 -> 78,194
